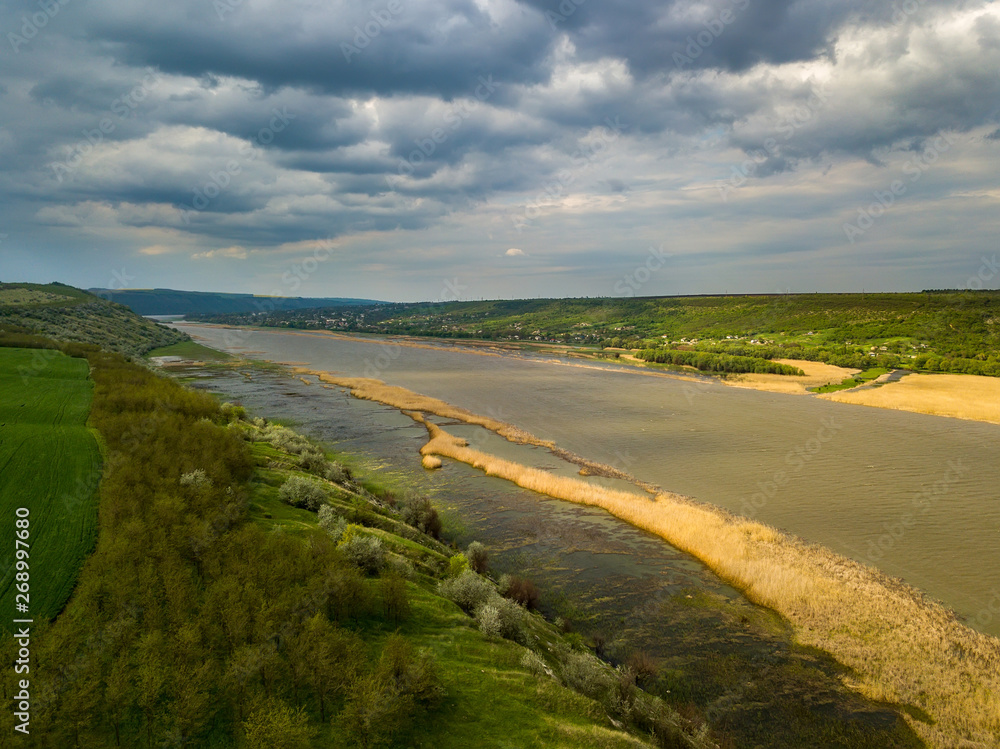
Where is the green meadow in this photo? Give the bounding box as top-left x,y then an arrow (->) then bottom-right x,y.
0,347 -> 101,625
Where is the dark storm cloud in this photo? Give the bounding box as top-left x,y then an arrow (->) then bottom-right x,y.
521,0 -> 861,74
0,0 -> 998,300
79,0 -> 556,98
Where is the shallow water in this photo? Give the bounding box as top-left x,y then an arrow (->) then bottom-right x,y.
179,324 -> 1000,638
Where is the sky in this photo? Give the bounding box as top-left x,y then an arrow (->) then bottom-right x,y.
0,0 -> 998,302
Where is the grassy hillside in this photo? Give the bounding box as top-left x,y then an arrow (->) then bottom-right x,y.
0,282 -> 187,356
195,292 -> 1000,376
0,347 -> 101,623
92,288 -> 381,316
0,342 -> 707,748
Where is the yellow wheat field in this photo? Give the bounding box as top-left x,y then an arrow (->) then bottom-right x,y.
307,373 -> 1000,747
820,372 -> 1000,424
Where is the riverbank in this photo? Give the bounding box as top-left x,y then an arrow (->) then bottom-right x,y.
177,360 -> 930,747
183,324 -> 1000,428
292,367 -> 1000,748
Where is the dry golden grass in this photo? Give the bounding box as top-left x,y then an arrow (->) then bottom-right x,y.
726,359 -> 860,395
421,454 -> 442,469
417,422 -> 1000,747
302,370 -> 1000,746
820,372 -> 1000,424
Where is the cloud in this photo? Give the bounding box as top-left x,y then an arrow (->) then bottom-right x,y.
0,0 -> 997,299
138,244 -> 175,256
192,246 -> 250,260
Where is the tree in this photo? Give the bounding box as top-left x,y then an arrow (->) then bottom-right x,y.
466,541 -> 488,574
104,655 -> 135,747
287,613 -> 363,722
381,572 -> 410,624
243,698 -> 315,749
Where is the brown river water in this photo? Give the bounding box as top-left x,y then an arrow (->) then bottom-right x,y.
176,324 -> 1000,640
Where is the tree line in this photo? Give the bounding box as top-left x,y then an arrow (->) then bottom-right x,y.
0,335 -> 443,747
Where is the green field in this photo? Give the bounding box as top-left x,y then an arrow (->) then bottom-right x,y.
146,339 -> 232,361
0,347 -> 101,625
812,367 -> 890,393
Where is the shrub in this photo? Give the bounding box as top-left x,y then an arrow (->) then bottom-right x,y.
387,556 -> 414,580
627,650 -> 659,685
278,476 -> 325,511
520,649 -> 549,677
475,596 -> 524,643
298,448 -> 329,474
475,603 -> 503,640
339,534 -> 385,575
501,575 -> 539,610
399,496 -> 442,538
180,469 -> 212,490
438,570 -> 493,613
324,461 -> 349,483
466,541 -> 488,574
219,402 -> 246,423
318,505 -> 346,541
376,634 -> 443,708
264,425 -> 312,455
340,636 -> 442,747
448,553 -> 469,578
561,653 -> 613,701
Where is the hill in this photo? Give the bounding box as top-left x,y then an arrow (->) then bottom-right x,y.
193,291 -> 1000,376
90,287 -> 382,316
0,282 -> 188,356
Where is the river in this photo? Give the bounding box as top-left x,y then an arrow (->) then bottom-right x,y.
177,324 -> 1000,640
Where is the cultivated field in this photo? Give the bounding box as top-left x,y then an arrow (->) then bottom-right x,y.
0,347 -> 101,624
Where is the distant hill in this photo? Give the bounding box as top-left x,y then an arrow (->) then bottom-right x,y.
89,287 -> 382,316
0,282 -> 188,356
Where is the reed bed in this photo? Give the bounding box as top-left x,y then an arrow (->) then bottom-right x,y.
309,371 -> 1000,747
416,421 -> 1000,747
821,372 -> 1000,424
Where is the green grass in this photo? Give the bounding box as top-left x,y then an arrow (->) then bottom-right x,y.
0,348 -> 101,626
242,433 -> 665,748
0,282 -> 92,308
812,367 -> 890,393
0,288 -> 75,307
391,587 -> 653,749
146,340 -> 232,361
